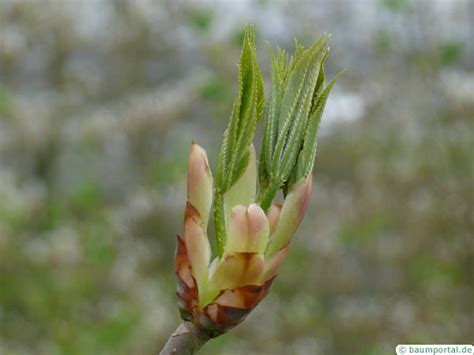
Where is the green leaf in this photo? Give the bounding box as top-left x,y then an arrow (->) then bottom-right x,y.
285,52 -> 328,190
290,68 -> 346,187
271,36 -> 329,178
216,25 -> 264,193
311,49 -> 329,115
258,34 -> 342,209
214,25 -> 265,256
259,45 -> 286,190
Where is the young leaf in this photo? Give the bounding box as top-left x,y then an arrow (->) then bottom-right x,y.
214,25 -> 265,256
259,45 -> 287,190
258,34 -> 343,210
291,68 -> 346,186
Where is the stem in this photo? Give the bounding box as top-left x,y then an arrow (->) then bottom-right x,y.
213,191 -> 226,257
160,322 -> 211,355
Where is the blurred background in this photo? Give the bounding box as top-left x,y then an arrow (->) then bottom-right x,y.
0,0 -> 472,354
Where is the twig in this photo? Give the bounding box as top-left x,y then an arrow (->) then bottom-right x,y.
160,322 -> 211,355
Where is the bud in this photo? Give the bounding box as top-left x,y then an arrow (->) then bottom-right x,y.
174,25 -> 341,337
265,174 -> 313,257
177,144 -> 313,334
187,143 -> 213,228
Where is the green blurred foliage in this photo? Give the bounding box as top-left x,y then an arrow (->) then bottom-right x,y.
0,86 -> 12,118
439,40 -> 465,66
380,0 -> 412,12
186,7 -> 214,32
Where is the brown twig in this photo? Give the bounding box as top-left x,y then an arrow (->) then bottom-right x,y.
160,322 -> 211,355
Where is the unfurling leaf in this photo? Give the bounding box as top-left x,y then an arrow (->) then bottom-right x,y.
215,25 -> 265,255
174,26 -> 342,336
